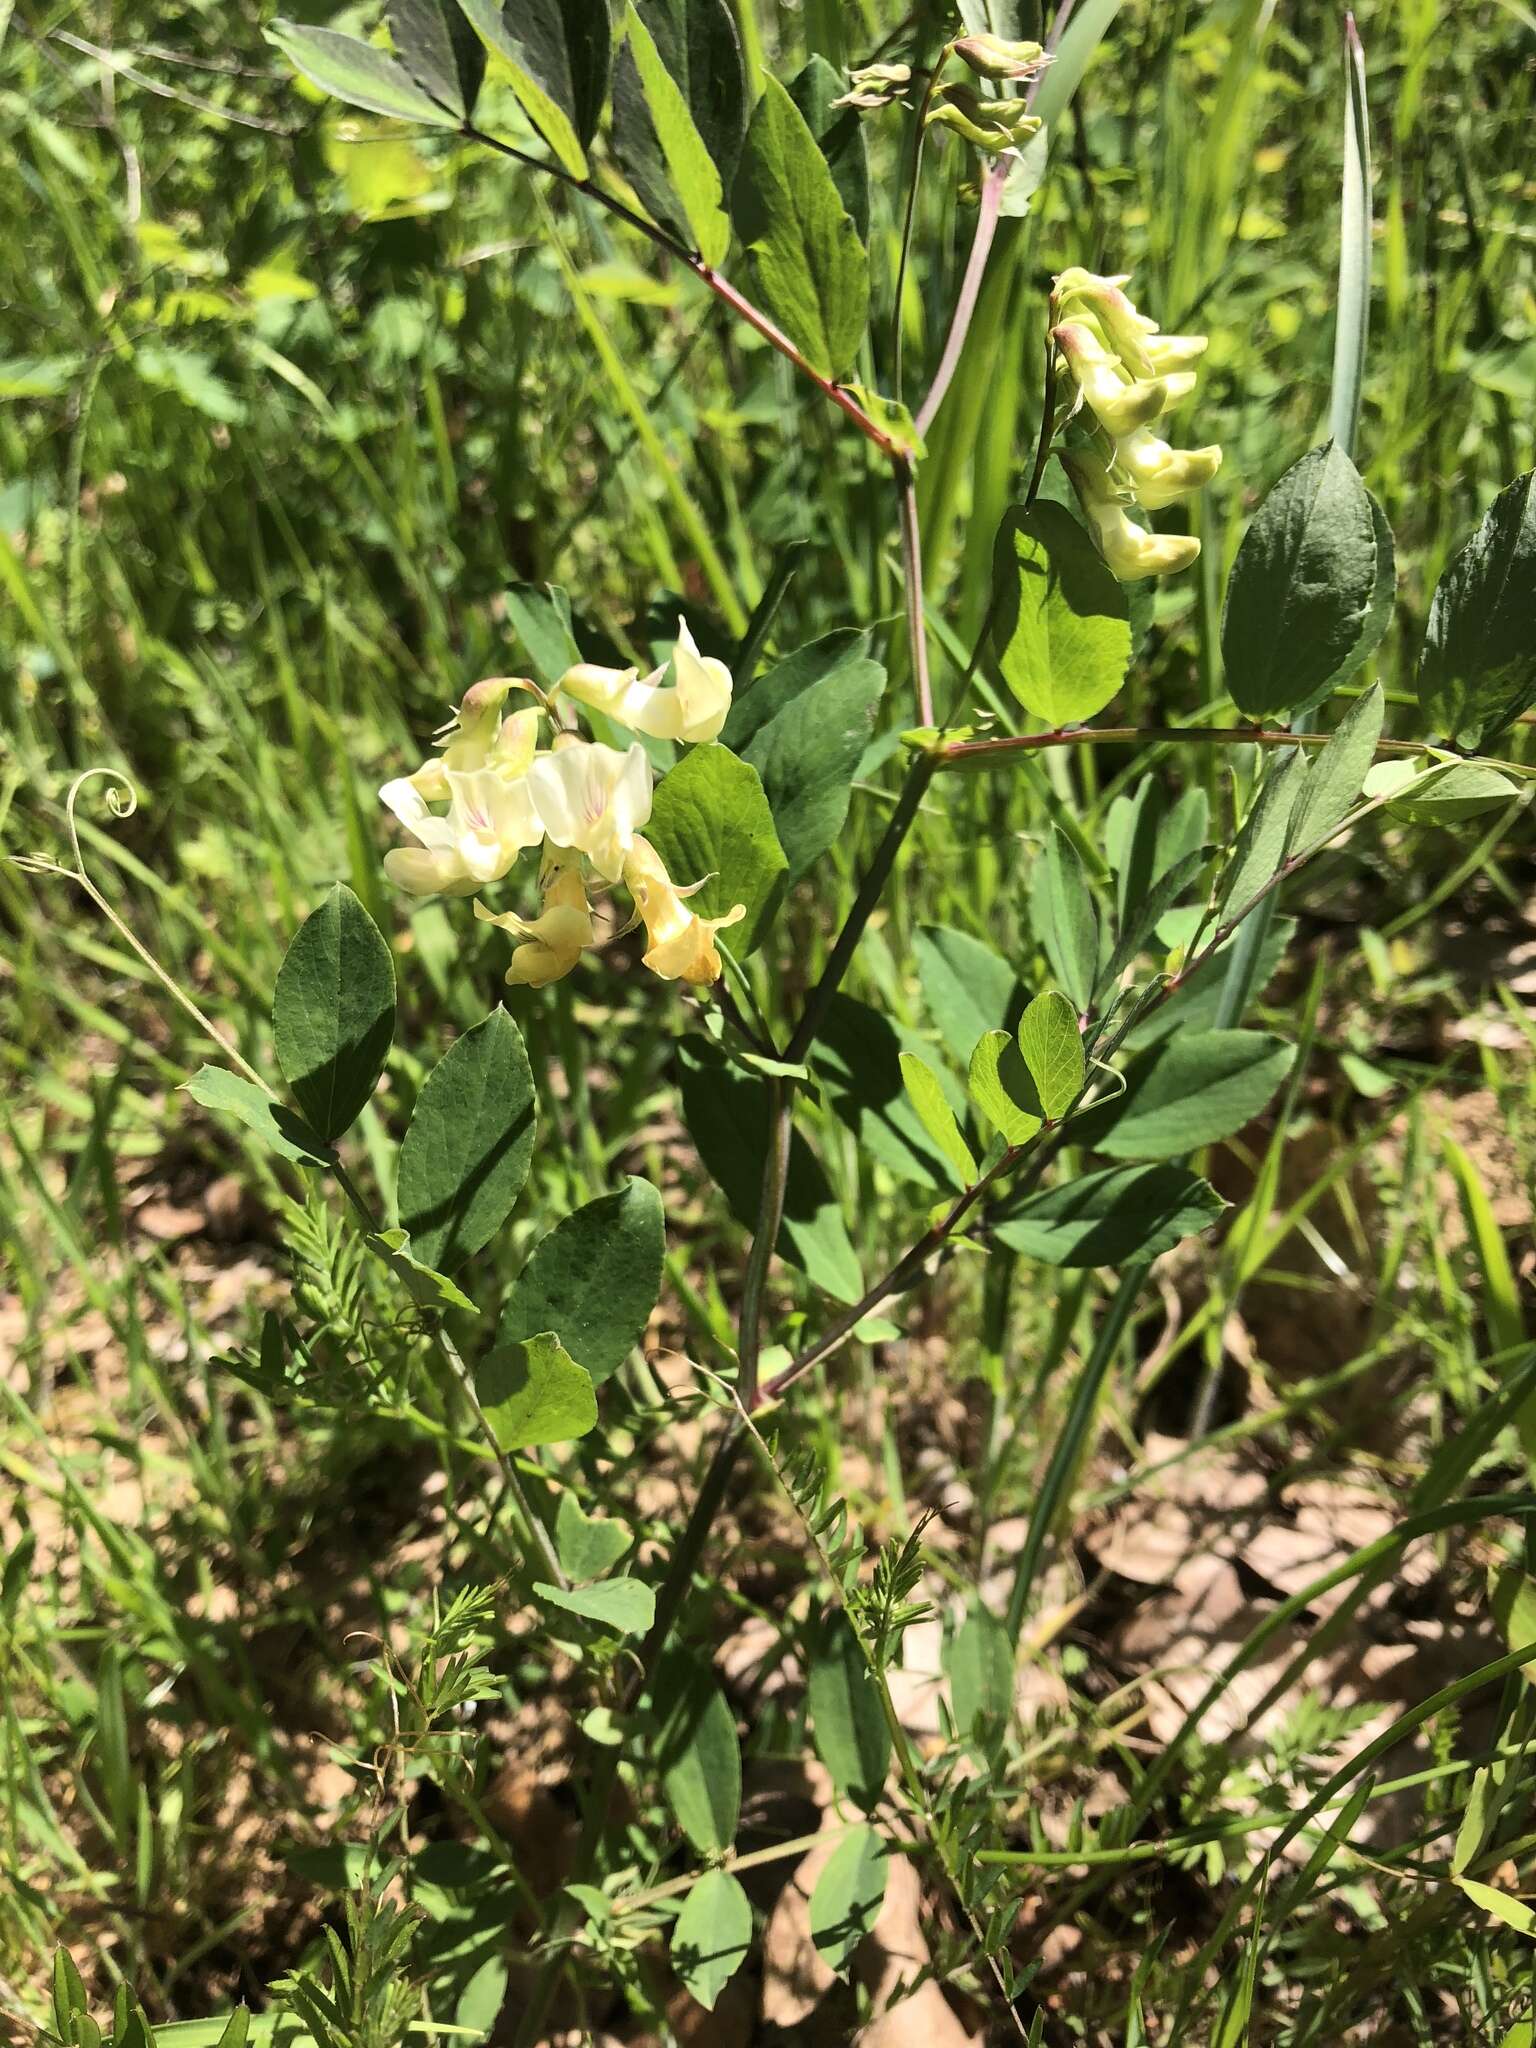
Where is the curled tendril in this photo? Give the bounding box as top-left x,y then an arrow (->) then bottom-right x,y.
65,766 -> 140,875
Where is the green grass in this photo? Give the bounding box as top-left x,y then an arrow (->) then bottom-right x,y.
4,0 -> 1536,2041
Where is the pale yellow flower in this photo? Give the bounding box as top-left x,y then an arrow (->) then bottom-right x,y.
1059,449 -> 1201,582
623,836 -> 744,987
380,765 -> 543,897
474,859 -> 594,987
557,618 -> 733,745
525,736 -> 652,882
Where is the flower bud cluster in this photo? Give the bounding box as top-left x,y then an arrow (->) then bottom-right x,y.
1049,268 -> 1221,581
378,619 -> 743,989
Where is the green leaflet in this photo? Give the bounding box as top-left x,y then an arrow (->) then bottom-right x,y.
182,1066 -> 329,1168
1075,1030 -> 1295,1160
536,1577 -> 655,1635
733,74 -> 870,380
1291,683 -> 1384,846
806,1612 -> 890,1811
789,55 -> 870,241
946,1608 -> 1012,1743
967,1030 -> 1042,1148
612,0 -> 747,254
455,0 -> 606,176
272,883 -> 395,1141
396,1009 -> 536,1271
677,1040 -> 862,1302
267,20 -> 460,125
1222,442 -> 1382,717
653,1649 -> 741,1854
621,5 -> 731,267
993,501 -> 1133,726
899,1052 -> 977,1188
811,994 -> 959,1191
555,1494 -> 633,1581
671,1869 -> 752,2012
1030,828 -> 1100,1015
995,1163 -> 1225,1266
1016,989 -> 1086,1121
476,1331 -> 596,1450
646,743 -> 787,951
385,0 -> 485,119
1418,469 -> 1536,749
497,1178 -> 664,1385
808,1824 -> 888,1976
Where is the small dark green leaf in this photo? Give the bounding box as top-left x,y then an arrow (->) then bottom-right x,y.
1364,756 -> 1523,823
268,19 -> 460,124
809,1825 -> 888,1976
386,0 -> 484,117
622,4 -> 730,265
734,635 -> 886,879
1075,1030 -> 1295,1159
273,884 -> 395,1141
537,1577 -> 655,1634
476,1332 -> 596,1449
1030,829 -> 1100,1015
914,924 -> 1019,1065
1222,442 -> 1381,717
612,0 -> 747,250
995,1163 -> 1226,1265
1418,470 -> 1536,749
672,1870 -> 752,2012
677,1040 -> 862,1301
182,1066 -> 330,1167
653,1649 -> 741,1854
1292,684 -> 1384,846
647,743 -> 788,952
811,995 -> 956,1190
1016,990 -> 1085,1121
1219,751 -> 1307,917
806,1614 -> 890,1811
365,1229 -> 479,1314
505,581 -> 582,687
555,1494 -> 633,1581
789,54 -> 870,240
900,1052 -> 977,1187
733,75 -> 869,380
397,1009 -> 536,1270
497,1179 -> 664,1385
946,1609 -> 1012,1742
455,0 -> 603,174
993,501 -> 1132,726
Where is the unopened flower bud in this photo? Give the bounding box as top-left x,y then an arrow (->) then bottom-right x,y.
831,62 -> 912,110
926,87 -> 1042,155
951,32 -> 1048,80
1114,428 -> 1222,511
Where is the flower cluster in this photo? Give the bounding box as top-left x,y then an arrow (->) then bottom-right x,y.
379,621 -> 744,989
1049,268 -> 1221,581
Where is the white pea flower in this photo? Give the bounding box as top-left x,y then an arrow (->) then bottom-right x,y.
558,618 -> 733,746
525,736 -> 653,882
380,764 -> 543,897
623,836 -> 745,987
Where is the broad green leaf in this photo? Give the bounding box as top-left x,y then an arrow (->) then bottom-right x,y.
653,1649 -> 741,1854
397,1009 -> 536,1270
722,627 -> 868,748
914,924 -> 1019,1065
1075,1030 -> 1295,1160
385,0 -> 484,117
612,0 -> 747,254
1219,751 -> 1306,916
994,1163 -> 1225,1266
806,1613 -> 890,1811
1030,828 -> 1100,1014
537,1577 -> 655,1635
967,1030 -> 1042,1147
1292,684 -> 1384,846
365,1228 -> 478,1314
808,1824 -> 888,1976
555,1494 -> 633,1581
733,635 -> 886,879
899,1053 -> 977,1187
1017,989 -> 1085,1120
267,20 -> 460,124
993,502 -> 1132,725
1363,756 -> 1522,823
677,1040 -> 862,1302
621,5 -> 730,266
672,1870 -> 752,2012
476,1332 -> 596,1450
789,54 -> 870,240
946,1609 -> 1012,1742
272,884 -> 395,1141
497,1179 -> 664,1384
455,0 -> 603,175
1222,442 -> 1381,717
505,581 -> 582,686
1454,1878 -> 1535,1936
811,995 -> 957,1190
646,744 -> 787,952
733,74 -> 869,380
182,1066 -> 329,1168
1418,470 -> 1536,748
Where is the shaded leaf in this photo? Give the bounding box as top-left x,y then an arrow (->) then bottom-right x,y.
914,924 -> 1019,1064
1292,684 -> 1384,846
1016,989 -> 1085,1120
537,1576 -> 655,1634
455,0 -> 605,173
672,1869 -> 752,2012
621,4 -> 730,266
899,1052 -> 977,1187
811,995 -> 956,1190
995,1163 -> 1225,1266
497,1178 -> 664,1384
788,53 -> 869,240
734,636 -> 886,879
365,1228 -> 478,1314
646,744 -> 787,951
993,501 -> 1132,726
1418,470 -> 1536,749
268,19 -> 460,124
386,0 -> 484,117
947,1609 -> 1012,1742
556,1494 -> 633,1581
476,1332 -> 596,1450
397,1010 -> 536,1270
654,1649 -> 741,1854
273,884 -> 395,1141
182,1066 -> 329,1168
1030,828 -> 1100,1014
808,1824 -> 888,1976
612,0 -> 747,252
967,1030 -> 1042,1147
1075,1030 -> 1295,1159
806,1613 -> 890,1811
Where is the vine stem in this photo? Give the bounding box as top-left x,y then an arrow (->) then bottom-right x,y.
896,465 -> 936,728
934,722 -> 1512,770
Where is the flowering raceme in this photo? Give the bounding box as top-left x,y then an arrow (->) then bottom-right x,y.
377,620 -> 745,989
1050,268 -> 1221,581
